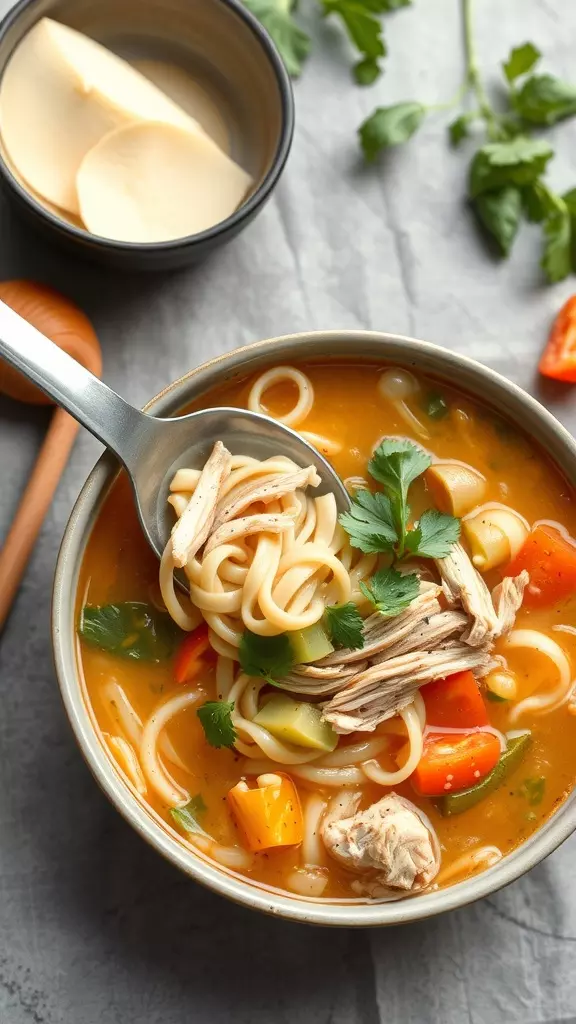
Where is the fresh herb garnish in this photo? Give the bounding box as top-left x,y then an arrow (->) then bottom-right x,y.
356,2 -> 576,284
338,488 -> 397,554
404,508 -> 461,559
424,392 -> 449,420
368,438 -> 431,545
324,602 -> 365,650
239,630 -> 294,685
242,0 -> 311,77
521,776 -> 546,807
79,602 -> 180,662
339,438 -> 460,561
197,701 -> 237,749
170,794 -> 209,835
360,567 -> 419,617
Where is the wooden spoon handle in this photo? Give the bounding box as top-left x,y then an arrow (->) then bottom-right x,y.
0,408 -> 79,628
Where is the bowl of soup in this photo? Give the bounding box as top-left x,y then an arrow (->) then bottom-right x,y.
53,332 -> 576,925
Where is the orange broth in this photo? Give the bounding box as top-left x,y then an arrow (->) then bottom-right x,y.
77,362 -> 576,899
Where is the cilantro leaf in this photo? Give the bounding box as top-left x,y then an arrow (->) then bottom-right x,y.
243,0 -> 311,77
502,42 -> 541,84
473,186 -> 522,256
239,630 -> 294,684
423,392 -> 449,420
197,701 -> 237,749
359,102 -> 426,161
354,57 -> 380,85
521,776 -> 546,807
513,74 -> 576,126
324,602 -> 365,650
563,188 -> 576,217
448,114 -> 471,147
321,0 -> 386,81
338,488 -> 397,553
368,438 -> 431,538
469,137 -> 554,199
170,794 -> 209,835
522,180 -> 558,223
359,567 -> 419,617
378,0 -> 411,7
405,508 -> 461,558
541,206 -> 572,283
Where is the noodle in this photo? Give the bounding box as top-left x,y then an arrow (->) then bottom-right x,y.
248,366 -> 314,427
437,845 -> 502,886
140,688 -> 201,806
505,629 -> 572,721
302,793 -> 328,866
242,759 -> 367,786
361,703 -> 424,786
106,735 -> 147,795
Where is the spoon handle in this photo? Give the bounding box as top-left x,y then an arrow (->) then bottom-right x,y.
0,299 -> 150,467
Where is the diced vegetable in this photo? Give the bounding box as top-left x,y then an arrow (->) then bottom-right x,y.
485,668 -> 518,701
438,733 -> 532,815
463,506 -> 529,570
425,462 -> 486,517
412,731 -> 501,796
253,694 -> 338,751
170,794 -> 209,836
173,623 -> 211,683
227,773 -> 303,851
423,671 -> 489,729
539,294 -> 576,382
504,523 -> 576,607
79,602 -> 180,661
289,621 -> 334,664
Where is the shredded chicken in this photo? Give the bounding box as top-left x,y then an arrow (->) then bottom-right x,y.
322,643 -> 493,733
492,570 -> 529,635
204,509 -> 297,555
171,441 -> 232,568
322,792 -> 440,894
212,466 -> 320,530
435,542 -> 500,645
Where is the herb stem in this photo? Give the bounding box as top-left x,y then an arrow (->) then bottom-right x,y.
461,0 -> 498,138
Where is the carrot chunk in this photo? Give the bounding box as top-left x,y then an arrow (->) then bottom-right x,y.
227,773 -> 303,851
423,670 -> 488,729
412,732 -> 501,796
504,524 -> 576,607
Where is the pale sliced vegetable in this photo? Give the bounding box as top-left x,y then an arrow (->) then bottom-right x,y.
77,121 -> 252,243
289,621 -> 334,664
131,59 -> 230,153
426,462 -> 486,518
0,18 -> 202,214
253,693 -> 338,752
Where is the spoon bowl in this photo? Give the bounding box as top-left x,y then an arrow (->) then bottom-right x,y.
0,300 -> 349,569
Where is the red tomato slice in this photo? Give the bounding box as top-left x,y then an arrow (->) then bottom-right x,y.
174,623 -> 211,684
539,295 -> 576,383
423,671 -> 488,729
504,523 -> 576,608
412,732 -> 501,796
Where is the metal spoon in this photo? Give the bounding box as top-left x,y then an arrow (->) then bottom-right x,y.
0,300 -> 350,569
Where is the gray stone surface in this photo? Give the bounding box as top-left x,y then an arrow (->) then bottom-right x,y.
1,0 -> 576,1021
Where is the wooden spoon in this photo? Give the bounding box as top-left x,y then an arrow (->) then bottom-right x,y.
0,281 -> 102,628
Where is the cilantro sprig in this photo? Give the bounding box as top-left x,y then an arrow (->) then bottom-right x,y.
197,701 -> 237,749
324,602 -> 365,650
339,438 -> 460,561
360,567 -> 419,617
243,0 -> 411,82
357,0 -> 576,284
239,630 -> 294,686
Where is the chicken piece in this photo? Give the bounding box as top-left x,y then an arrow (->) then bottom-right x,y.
435,542 -> 500,646
204,509 -> 297,555
170,441 -> 232,568
322,792 -> 440,894
491,570 -> 529,636
322,643 -> 492,733
212,466 -> 320,530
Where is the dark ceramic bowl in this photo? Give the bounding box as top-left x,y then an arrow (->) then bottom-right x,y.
0,0 -> 294,270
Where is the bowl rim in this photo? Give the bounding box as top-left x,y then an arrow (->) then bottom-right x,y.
0,0 -> 294,253
53,330 -> 576,926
